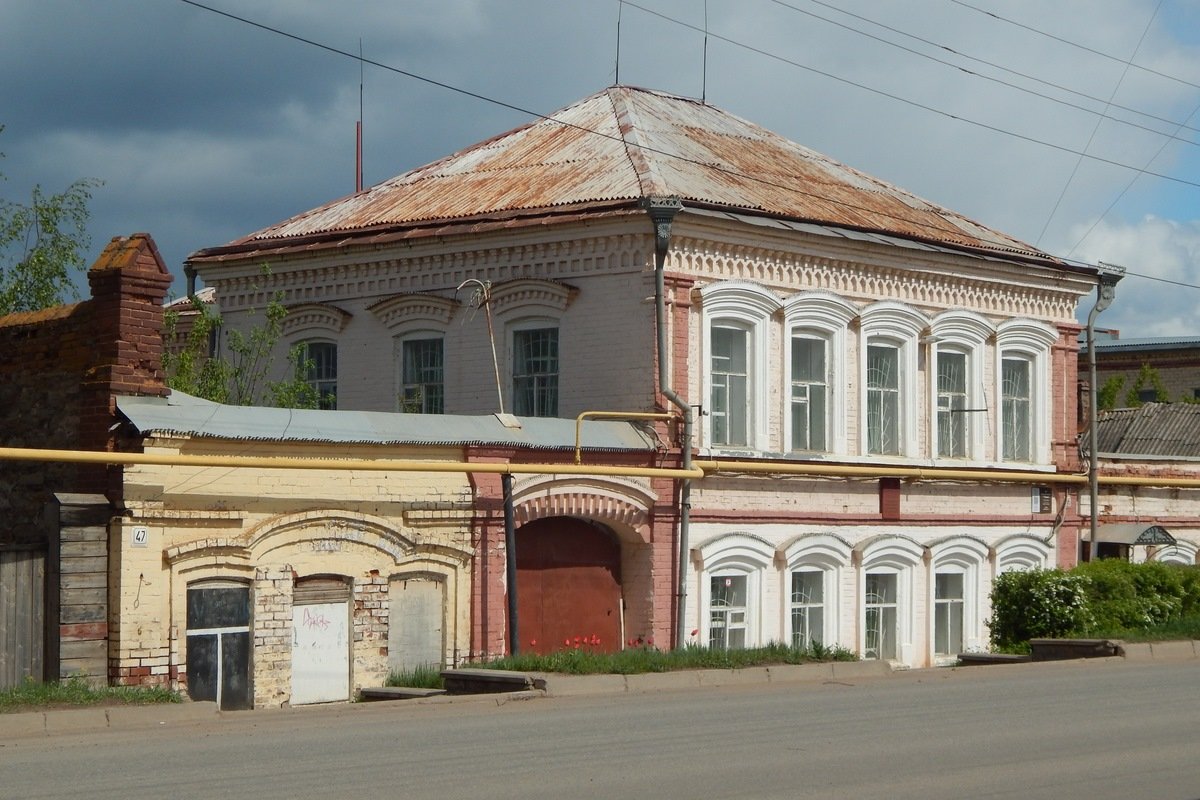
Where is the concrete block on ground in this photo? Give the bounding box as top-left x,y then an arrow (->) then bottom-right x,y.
1120,642 -> 1154,661
541,673 -> 629,696
441,668 -> 544,694
956,653 -> 1032,666
0,712 -> 47,740
1149,640 -> 1197,660
359,687 -> 447,701
41,708 -> 110,735
624,671 -> 702,693
830,660 -> 893,680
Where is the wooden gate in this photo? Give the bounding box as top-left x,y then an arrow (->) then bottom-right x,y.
0,545 -> 45,689
516,518 -> 622,654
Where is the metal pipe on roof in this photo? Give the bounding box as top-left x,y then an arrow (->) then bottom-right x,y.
574,411 -> 674,465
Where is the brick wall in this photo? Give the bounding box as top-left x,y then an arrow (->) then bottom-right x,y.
0,233 -> 172,543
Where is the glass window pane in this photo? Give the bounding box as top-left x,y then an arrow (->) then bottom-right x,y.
711,326 -> 749,447
791,337 -> 828,452
867,345 -> 899,455
1002,358 -> 1032,461
513,328 -> 558,417
401,337 -> 444,414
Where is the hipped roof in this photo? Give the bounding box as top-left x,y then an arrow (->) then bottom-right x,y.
190,86 -> 1068,269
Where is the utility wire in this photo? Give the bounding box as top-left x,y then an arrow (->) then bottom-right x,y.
1036,1 -> 1163,247
772,0 -> 1200,138
176,0 -> 1200,293
950,0 -> 1200,93
621,0 -> 1200,190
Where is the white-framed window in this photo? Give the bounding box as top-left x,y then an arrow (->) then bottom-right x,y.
936,351 -> 968,457
783,292 -> 856,455
995,319 -> 1059,464
710,573 -> 749,649
864,570 -> 899,660
512,325 -> 558,417
858,303 -> 928,458
298,340 -> 338,409
711,324 -> 750,447
699,282 -> 781,451
696,533 -> 773,650
928,537 -> 988,660
780,533 -> 849,650
399,335 -> 444,414
857,536 -> 923,665
866,343 -> 901,455
928,310 -> 992,461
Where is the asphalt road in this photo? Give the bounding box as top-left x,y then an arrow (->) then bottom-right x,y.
3,659 -> 1199,800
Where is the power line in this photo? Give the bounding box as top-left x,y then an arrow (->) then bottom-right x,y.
175,0 -> 1200,293
950,0 -> 1200,93
624,0 -> 1200,191
774,0 -> 1200,139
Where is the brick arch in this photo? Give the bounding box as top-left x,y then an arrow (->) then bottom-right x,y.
510,477 -> 655,544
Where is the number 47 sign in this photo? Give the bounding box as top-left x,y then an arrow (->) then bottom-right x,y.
130,526 -> 149,547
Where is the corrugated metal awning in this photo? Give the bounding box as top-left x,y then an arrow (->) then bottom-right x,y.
1094,524 -> 1176,545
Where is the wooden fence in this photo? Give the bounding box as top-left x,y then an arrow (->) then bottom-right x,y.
0,545 -> 45,689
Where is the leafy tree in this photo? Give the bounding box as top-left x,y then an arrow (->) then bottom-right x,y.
163,277 -> 319,409
0,126 -> 102,315
1097,375 -> 1125,411
1123,362 -> 1170,407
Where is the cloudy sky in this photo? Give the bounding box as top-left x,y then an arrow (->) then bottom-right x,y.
3,0 -> 1200,335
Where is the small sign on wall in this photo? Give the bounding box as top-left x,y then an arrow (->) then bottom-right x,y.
130,526 -> 149,547
1031,487 -> 1052,514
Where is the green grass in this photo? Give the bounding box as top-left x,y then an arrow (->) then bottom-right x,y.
385,642 -> 856,687
0,676 -> 180,714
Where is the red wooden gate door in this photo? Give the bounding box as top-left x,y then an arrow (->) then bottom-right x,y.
515,518 -> 621,654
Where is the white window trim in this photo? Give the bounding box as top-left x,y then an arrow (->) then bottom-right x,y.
994,534 -> 1053,574
857,536 -> 924,665
695,533 -> 774,649
699,282 -> 781,452
782,292 -> 857,456
927,310 -> 993,462
927,537 -> 989,662
995,319 -> 1059,465
779,533 -> 851,650
858,302 -> 928,459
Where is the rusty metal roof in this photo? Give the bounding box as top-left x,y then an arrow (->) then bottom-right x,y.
1097,403 -> 1200,458
190,86 -> 1060,266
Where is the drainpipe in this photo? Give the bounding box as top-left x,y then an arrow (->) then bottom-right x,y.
643,196 -> 690,649
1086,262 -> 1124,562
502,472 -> 519,655
184,265 -> 197,298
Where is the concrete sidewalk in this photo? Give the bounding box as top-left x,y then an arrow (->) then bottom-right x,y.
3,641 -> 1195,740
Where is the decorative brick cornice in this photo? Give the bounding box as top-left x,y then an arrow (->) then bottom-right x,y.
509,475 -> 657,543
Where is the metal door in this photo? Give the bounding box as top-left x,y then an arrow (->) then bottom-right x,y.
516,518 -> 622,654
291,577 -> 350,705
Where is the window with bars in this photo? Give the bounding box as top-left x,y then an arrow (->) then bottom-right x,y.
513,327 -> 558,417
1001,357 -> 1032,461
937,351 -> 968,458
400,337 -> 444,414
790,336 -> 828,452
864,572 -> 898,660
710,325 -> 749,447
709,574 -> 748,650
299,341 -> 337,410
866,344 -> 900,455
790,570 -> 824,648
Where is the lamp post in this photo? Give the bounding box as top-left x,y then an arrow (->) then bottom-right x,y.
1086,262 -> 1124,562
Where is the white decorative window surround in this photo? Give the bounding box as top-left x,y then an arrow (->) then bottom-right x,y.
367,293 -> 459,333
994,319 -> 1059,465
782,292 -> 857,455
695,533 -> 774,650
1152,540 -> 1198,566
368,295 -> 459,415
699,281 -> 782,452
857,536 -> 924,664
858,302 -> 929,458
488,278 -> 578,318
928,537 -> 989,660
777,533 -> 851,649
927,310 -> 993,462
994,535 -> 1052,573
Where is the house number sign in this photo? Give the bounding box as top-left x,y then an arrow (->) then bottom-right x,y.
131,526 -> 149,547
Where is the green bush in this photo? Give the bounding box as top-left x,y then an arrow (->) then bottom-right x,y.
1073,559 -> 1183,632
987,568 -> 1093,651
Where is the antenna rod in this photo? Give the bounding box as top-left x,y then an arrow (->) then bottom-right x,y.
356,38 -> 364,193
702,0 -> 709,103
615,1 -> 622,85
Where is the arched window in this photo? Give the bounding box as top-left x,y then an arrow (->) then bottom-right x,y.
779,533 -> 851,649
782,292 -> 857,455
928,311 -> 993,461
696,533 -> 774,650
859,302 -> 928,458
928,537 -> 989,660
995,319 -> 1059,464
857,536 -> 924,663
298,340 -> 338,409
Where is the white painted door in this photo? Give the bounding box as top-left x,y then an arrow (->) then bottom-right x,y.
291,600 -> 350,705
388,576 -> 444,672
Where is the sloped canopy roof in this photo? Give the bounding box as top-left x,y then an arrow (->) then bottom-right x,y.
1097,403 -> 1200,459
190,86 -> 1063,267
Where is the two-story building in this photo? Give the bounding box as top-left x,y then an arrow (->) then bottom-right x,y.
184,85 -> 1100,671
